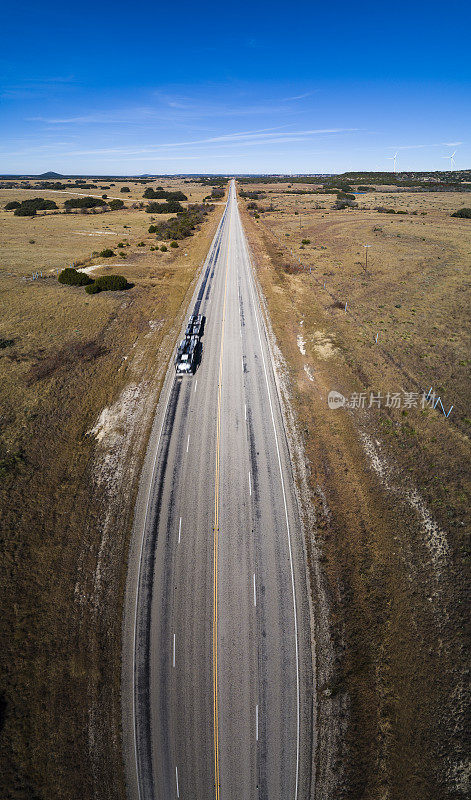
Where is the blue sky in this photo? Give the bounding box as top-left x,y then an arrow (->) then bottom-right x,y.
1,0 -> 469,174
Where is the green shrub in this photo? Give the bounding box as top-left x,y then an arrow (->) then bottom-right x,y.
14,198 -> 58,216
94,274 -> 129,291
85,282 -> 101,294
151,204 -> 213,240
451,207 -> 471,218
148,225 -> 157,233
160,245 -> 168,252
333,199 -> 358,210
146,201 -> 184,214
143,188 -> 187,201
99,248 -> 116,258
170,241 -> 178,248
102,194 -> 107,199
120,187 -> 130,193
119,252 -> 127,258
109,199 -> 124,210
5,201 -> 20,210
137,242 -> 145,247
117,242 -> 124,248
301,239 -> 311,244
58,268 -> 93,286
64,196 -> 106,209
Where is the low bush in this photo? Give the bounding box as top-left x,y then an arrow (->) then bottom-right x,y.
451,207 -> 471,218
146,201 -> 184,214
375,206 -> 396,214
120,187 -> 130,193
64,196 -> 106,209
151,203 -> 213,240
143,188 -> 187,201
14,198 -> 58,216
99,248 -> 116,258
85,282 -> 101,294
58,268 -> 93,286
5,201 -> 20,210
160,245 -> 168,252
94,274 -> 129,291
170,241 -> 178,248
333,199 -> 358,210
148,225 -> 157,233
108,199 -> 124,210
301,238 -> 311,244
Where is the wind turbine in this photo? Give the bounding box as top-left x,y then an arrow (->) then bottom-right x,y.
388,151 -> 398,172
442,151 -> 456,170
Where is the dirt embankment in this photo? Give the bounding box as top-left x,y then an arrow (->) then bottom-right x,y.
0,199 -> 224,800
240,196 -> 470,800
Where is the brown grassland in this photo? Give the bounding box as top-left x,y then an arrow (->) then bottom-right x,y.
0,179 -> 223,799
240,183 -> 470,799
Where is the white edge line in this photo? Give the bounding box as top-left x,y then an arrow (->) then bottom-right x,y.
249,471 -> 252,496
178,516 -> 182,544
238,197 -> 301,800
187,434 -> 190,453
194,378 -> 198,393
131,195 -> 230,800
176,765 -> 180,798
173,633 -> 176,668
253,572 -> 257,606
256,703 -> 259,741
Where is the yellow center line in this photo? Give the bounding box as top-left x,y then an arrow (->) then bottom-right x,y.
213,202 -> 231,800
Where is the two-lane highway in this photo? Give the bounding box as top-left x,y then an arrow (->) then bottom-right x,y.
122,181 -> 314,800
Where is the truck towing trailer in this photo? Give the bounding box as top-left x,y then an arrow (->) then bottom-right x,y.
175,314 -> 206,375
175,334 -> 198,374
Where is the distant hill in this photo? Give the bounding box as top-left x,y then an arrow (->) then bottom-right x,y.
37,171 -> 64,179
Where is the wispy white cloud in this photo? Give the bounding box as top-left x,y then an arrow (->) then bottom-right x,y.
0,127 -> 362,162
28,106 -> 157,124
283,92 -> 313,101
394,141 -> 464,151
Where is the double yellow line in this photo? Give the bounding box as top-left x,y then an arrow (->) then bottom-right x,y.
213,206 -> 231,800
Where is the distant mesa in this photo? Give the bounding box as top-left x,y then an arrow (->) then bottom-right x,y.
37,171 -> 64,179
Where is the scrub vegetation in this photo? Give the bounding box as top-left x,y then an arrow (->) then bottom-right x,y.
240,180 -> 470,800
0,177 -> 222,800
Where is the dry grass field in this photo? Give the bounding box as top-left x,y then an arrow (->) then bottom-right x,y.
0,179 -> 224,800
240,183 -> 470,800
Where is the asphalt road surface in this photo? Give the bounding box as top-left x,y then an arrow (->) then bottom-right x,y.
122,181 -> 314,800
